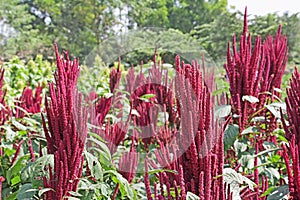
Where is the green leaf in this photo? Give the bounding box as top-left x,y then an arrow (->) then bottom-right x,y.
267,185 -> 289,200
214,105 -> 231,118
224,124 -> 239,151
242,95 -> 259,103
63,196 -> 81,200
16,183 -> 37,200
87,135 -> 112,167
88,133 -> 112,157
254,148 -> 282,158
260,186 -> 275,197
7,154 -> 31,184
266,167 -> 280,180
251,116 -> 266,122
241,126 -> 260,135
148,168 -> 178,175
223,168 -> 257,190
138,93 -> 156,102
11,175 -> 21,186
186,192 -> 200,200
68,191 -> 83,197
4,190 -> 18,200
103,92 -> 113,98
273,88 -> 282,93
21,154 -> 54,187
11,118 -> 27,130
0,102 -> 6,111
131,109 -> 140,117
265,103 -> 286,118
223,168 -> 257,200
139,93 -> 156,99
1,125 -> 17,141
38,188 -> 54,197
106,170 -> 134,199
84,150 -> 103,181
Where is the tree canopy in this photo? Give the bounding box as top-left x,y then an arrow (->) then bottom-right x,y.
0,0 -> 299,64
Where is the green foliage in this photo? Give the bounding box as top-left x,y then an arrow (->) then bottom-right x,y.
223,124 -> 239,151
2,55 -> 54,99
248,13 -> 300,64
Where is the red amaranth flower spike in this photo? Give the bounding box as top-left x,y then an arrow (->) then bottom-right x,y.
118,137 -> 139,183
285,67 -> 300,144
144,159 -> 153,200
0,68 -> 10,156
110,59 -> 122,93
224,8 -> 288,133
282,67 -> 300,199
42,44 -> 88,200
151,55 -> 224,199
15,86 -> 43,118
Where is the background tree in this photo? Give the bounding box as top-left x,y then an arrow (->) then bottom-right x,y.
0,0 -> 300,65
248,13 -> 300,64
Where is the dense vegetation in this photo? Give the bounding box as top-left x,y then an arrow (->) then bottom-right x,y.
1,0 -> 300,64
1,1 -> 300,200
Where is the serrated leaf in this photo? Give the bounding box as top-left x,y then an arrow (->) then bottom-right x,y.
224,124 -> 239,151
214,105 -> 231,118
242,95 -> 259,103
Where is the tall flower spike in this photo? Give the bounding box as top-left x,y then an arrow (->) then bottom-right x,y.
152,55 -> 224,199
0,68 -> 9,127
285,67 -> 300,144
282,67 -> 300,199
15,86 -> 43,118
224,9 -> 288,133
144,159 -> 153,200
0,68 -> 9,156
118,136 -> 139,183
42,44 -> 88,199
